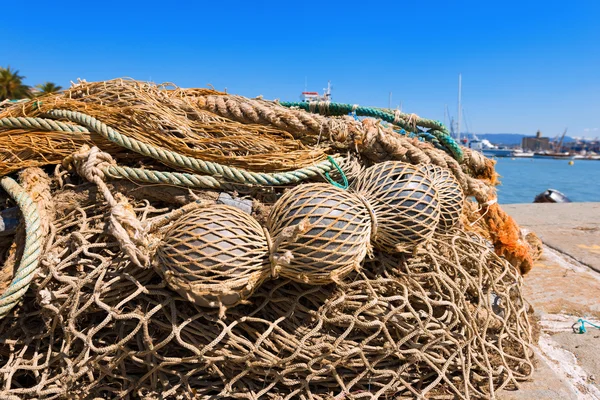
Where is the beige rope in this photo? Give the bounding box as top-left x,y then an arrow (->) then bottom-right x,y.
68,145 -> 150,268
353,192 -> 379,242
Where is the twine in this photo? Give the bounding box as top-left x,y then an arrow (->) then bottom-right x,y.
354,192 -> 379,242
470,198 -> 497,227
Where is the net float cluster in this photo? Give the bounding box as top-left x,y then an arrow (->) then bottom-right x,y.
155,161 -> 465,309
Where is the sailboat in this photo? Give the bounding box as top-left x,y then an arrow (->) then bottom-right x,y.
533,128 -> 572,159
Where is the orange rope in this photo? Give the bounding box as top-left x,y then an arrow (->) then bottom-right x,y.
484,203 -> 533,275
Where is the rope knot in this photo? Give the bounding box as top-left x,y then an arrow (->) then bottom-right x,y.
65,145 -> 150,268
393,109 -> 402,124
108,193 -> 151,268
407,113 -> 419,128
68,145 -> 116,183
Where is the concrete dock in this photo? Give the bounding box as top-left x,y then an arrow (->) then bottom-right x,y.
500,203 -> 600,399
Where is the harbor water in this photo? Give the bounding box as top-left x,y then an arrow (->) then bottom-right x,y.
494,157 -> 600,204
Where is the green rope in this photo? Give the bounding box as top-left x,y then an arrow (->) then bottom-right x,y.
0,116 -> 89,133
573,318 -> 600,334
108,163 -> 347,192
103,165 -> 238,190
323,155 -> 348,190
279,101 -> 463,162
378,107 -> 446,131
0,113 -> 342,186
0,177 -> 43,319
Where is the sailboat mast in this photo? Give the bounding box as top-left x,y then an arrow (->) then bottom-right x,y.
444,104 -> 448,128
457,73 -> 462,143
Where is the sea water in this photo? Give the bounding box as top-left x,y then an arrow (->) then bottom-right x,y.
493,158 -> 600,204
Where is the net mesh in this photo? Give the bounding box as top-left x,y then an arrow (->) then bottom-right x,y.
0,193 -> 533,398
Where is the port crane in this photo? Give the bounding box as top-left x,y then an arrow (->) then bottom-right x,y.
553,128 -> 568,152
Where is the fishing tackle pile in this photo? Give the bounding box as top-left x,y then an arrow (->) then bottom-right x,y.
0,79 -> 541,399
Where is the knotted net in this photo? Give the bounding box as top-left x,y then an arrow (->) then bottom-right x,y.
0,181 -> 535,399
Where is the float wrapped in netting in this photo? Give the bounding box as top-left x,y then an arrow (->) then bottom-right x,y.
267,183 -> 372,284
155,204 -> 270,309
0,79 -> 542,399
352,160 -> 442,253
421,164 -> 465,231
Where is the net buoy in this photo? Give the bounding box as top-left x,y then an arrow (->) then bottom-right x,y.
353,161 -> 440,252
420,165 -> 464,231
268,183 -> 372,284
155,205 -> 270,309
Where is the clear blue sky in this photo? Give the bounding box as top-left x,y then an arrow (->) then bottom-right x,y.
1,0 -> 598,138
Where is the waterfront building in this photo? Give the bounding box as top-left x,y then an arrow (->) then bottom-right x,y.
522,130 -> 551,151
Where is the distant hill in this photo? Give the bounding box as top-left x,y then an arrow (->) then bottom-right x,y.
470,133 -> 574,146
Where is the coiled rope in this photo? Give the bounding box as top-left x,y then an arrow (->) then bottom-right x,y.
0,177 -> 43,319
0,113 -> 342,186
279,101 -> 463,162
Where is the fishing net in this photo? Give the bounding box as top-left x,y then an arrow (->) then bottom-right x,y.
0,79 -> 540,399
0,79 -> 331,175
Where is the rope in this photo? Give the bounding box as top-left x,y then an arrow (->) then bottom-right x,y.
396,128 -> 443,148
0,116 -> 89,133
196,94 -> 368,150
103,158 -> 346,192
573,318 -> 600,334
70,146 -> 150,268
35,110 -> 342,186
0,177 -> 43,319
381,106 -> 446,131
103,165 -> 238,191
323,155 -> 348,190
280,101 -> 463,162
0,114 -> 341,186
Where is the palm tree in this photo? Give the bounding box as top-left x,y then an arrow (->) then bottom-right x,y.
35,82 -> 63,95
0,67 -> 30,100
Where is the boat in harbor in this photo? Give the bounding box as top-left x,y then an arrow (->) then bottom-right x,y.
573,153 -> 600,161
483,148 -> 514,158
300,81 -> 332,102
533,151 -> 573,160
511,149 -> 534,158
451,76 -> 531,158
533,189 -> 571,203
533,128 -> 574,159
467,137 -> 518,157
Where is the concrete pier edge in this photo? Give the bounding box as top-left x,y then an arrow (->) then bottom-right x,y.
500,202 -> 600,400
